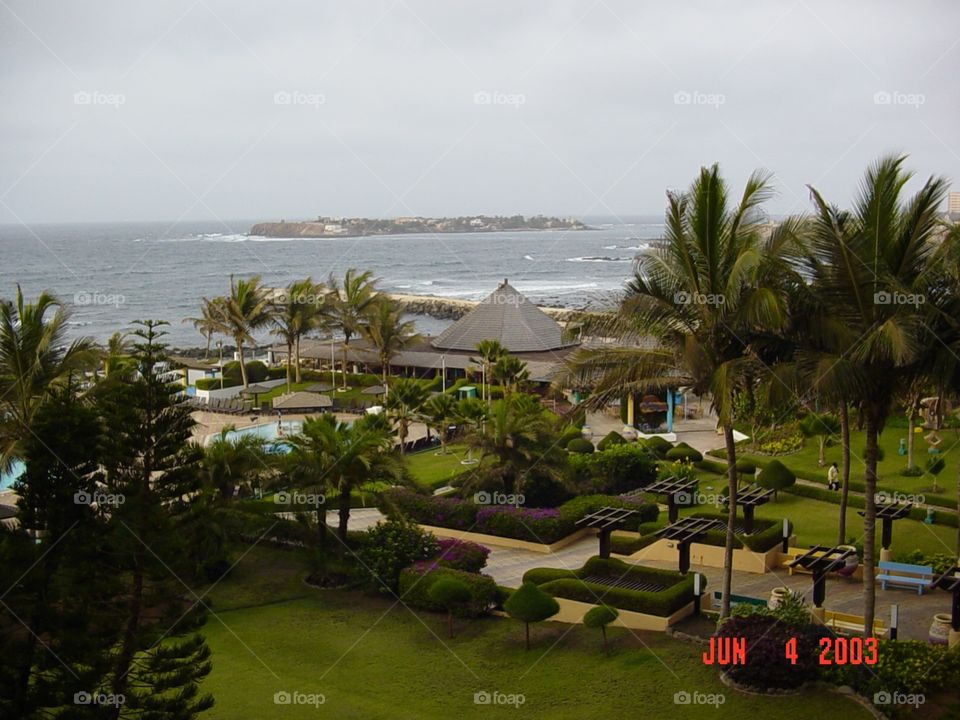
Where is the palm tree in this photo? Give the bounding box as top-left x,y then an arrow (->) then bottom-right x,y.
210,275 -> 272,389
798,412 -> 840,468
453,396 -> 487,464
420,393 -> 456,454
0,286 -> 97,468
492,355 -> 529,398
271,278 -> 326,392
327,269 -> 379,389
361,297 -> 419,386
803,154 -> 949,635
284,413 -> 400,544
385,377 -> 429,453
465,394 -> 565,497
473,339 -> 507,404
183,297 -> 220,360
203,427 -> 267,501
563,164 -> 802,619
101,331 -> 134,378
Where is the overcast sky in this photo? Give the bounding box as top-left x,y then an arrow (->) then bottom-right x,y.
1,0 -> 958,224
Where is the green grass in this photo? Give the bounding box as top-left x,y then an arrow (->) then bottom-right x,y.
405,443 -> 475,489
200,547 -> 871,720
728,426 -> 960,502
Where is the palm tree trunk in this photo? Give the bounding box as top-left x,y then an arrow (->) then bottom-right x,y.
720,423 -> 738,620
862,407 -> 879,637
236,336 -> 249,388
341,338 -> 350,389
906,411 -> 915,470
295,335 -> 302,383
285,339 -> 293,393
338,487 -> 351,544
838,402 -> 851,545
204,333 -> 211,360
316,490 -> 328,557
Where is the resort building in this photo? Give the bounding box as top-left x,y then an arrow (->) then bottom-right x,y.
269,279 -> 580,386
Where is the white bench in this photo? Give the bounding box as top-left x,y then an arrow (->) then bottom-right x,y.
877,560 -> 933,595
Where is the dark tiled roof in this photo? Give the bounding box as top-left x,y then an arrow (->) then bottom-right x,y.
430,280 -> 578,353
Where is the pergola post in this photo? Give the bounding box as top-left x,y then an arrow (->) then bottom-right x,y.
598,529 -> 612,559
667,494 -> 680,523
743,505 -> 756,535
678,541 -> 691,574
881,517 -> 894,550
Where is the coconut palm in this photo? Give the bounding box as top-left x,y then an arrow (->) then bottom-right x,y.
385,377 -> 429,453
473,339 -> 507,404
183,297 -> 221,360
327,269 -> 379,389
420,392 -> 457,454
271,278 -> 326,391
101,331 -> 134,378
202,427 -> 268,501
492,355 -> 529,398
283,413 -> 400,544
563,164 -> 803,619
210,276 -> 272,389
453,396 -> 487,464
803,154 -> 949,635
361,297 -> 419,386
798,412 -> 840,467
0,286 -> 97,468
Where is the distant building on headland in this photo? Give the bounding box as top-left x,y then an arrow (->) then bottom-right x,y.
948,192 -> 960,221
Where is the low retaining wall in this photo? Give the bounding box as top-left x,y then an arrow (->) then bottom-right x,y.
195,377 -> 287,401
417,524 -> 595,554
628,538 -> 781,574
549,596 -> 694,632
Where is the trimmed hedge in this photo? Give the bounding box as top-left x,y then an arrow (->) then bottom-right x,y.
665,442 -> 703,463
597,431 -> 626,451
524,556 -> 697,616
195,377 -> 240,391
399,565 -> 498,617
643,436 -> 673,458
567,438 -> 595,454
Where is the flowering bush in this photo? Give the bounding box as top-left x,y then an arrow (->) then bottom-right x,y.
432,538 -> 490,573
475,505 -> 567,543
377,488 -> 476,529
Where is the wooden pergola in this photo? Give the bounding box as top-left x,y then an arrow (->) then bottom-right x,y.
858,502 -> 912,550
788,545 -> 857,608
575,506 -> 641,559
719,486 -> 774,534
642,476 -> 698,523
653,516 -> 724,573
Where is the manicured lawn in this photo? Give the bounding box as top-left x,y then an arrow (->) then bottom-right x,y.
731,426 -> 960,501
405,443 -> 477,489
200,547 -> 871,720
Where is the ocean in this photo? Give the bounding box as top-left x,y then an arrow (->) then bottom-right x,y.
0,216 -> 665,347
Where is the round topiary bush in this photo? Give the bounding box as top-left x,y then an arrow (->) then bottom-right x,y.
597,431 -> 626,452
757,459 -> 796,496
504,581 -> 560,650
558,427 -> 583,447
223,359 -> 269,384
643,436 -> 673,458
427,577 -> 473,638
583,604 -> 619,655
567,438 -> 595,454
665,442 -> 703,463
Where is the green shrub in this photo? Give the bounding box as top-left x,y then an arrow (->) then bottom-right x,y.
665,442 -> 703,462
570,443 -> 658,495
223,360 -> 269,383
583,605 -> 619,654
757,459 -> 796,494
558,494 -> 659,528
735,458 -> 757,474
567,438 -> 595,454
609,534 -> 646,555
427,576 -> 473,638
596,431 -> 626,451
358,518 -> 438,593
643,436 -> 672,458
504,581 -> 560,649
558,427 -> 583,447
195,377 -> 240,391
399,565 -> 498,618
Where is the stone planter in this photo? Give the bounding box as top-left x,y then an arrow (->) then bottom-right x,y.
929,613 -> 953,645
768,587 -> 791,610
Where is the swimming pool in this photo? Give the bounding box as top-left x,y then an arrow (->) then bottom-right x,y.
0,459 -> 25,491
212,421 -> 304,453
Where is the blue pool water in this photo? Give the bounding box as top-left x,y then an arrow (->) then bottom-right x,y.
216,421 -> 304,453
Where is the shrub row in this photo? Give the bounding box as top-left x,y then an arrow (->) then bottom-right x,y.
399,565 -> 499,617
787,482 -> 958,528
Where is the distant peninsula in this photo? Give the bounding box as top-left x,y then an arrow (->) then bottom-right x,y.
249,214 -> 589,238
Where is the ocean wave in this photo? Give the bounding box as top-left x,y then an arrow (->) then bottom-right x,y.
565,256 -> 632,263
523,254 -> 535,261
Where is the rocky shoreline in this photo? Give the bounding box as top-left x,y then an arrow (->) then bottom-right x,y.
387,293 -> 585,322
